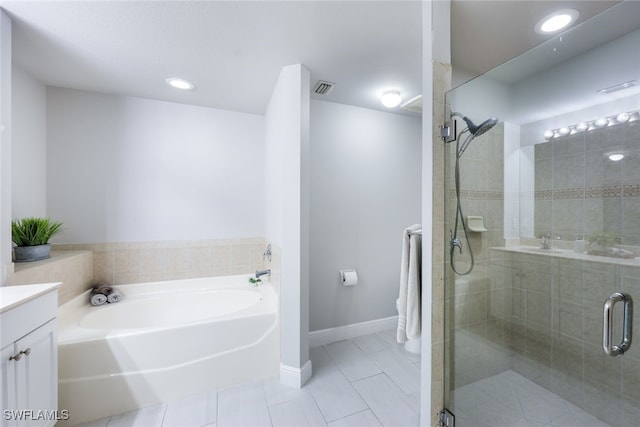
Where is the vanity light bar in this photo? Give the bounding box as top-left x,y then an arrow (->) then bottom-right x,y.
544,110 -> 639,140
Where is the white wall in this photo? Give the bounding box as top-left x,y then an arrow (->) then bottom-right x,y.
46,88 -> 265,243
12,65 -> 47,219
309,100 -> 421,331
264,64 -> 311,387
1,11 -> 12,282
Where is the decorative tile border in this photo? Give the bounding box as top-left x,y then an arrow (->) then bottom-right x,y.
553,188 -> 585,199
624,184 -> 640,197
530,185 -> 640,200
477,184 -> 640,201
585,186 -> 623,198
448,189 -> 504,200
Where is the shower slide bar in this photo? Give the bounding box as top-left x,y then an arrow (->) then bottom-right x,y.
603,292 -> 633,357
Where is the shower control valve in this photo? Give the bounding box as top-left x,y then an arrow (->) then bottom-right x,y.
449,229 -> 463,254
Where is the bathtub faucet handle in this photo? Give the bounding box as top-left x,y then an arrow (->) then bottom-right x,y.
255,269 -> 271,279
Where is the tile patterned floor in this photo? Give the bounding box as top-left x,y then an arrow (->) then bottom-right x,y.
73,329 -> 421,427
452,370 -> 611,427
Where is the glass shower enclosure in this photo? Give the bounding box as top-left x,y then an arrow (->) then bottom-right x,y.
443,2 -> 640,426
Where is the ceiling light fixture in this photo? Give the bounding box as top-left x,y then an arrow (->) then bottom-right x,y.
535,9 -> 579,34
380,90 -> 402,108
609,153 -> 625,162
166,77 -> 195,90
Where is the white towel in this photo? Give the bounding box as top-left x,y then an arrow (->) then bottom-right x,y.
90,293 -> 107,306
107,290 -> 122,303
397,224 -> 422,343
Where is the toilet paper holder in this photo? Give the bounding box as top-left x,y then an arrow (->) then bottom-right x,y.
339,269 -> 358,286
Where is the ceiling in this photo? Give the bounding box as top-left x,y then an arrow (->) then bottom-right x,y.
451,0 -> 621,78
0,0 -> 624,116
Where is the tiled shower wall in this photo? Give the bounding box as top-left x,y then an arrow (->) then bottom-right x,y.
445,118 -> 640,425
534,120 -> 640,244
489,250 -> 640,426
445,122 -> 507,390
7,238 -> 270,305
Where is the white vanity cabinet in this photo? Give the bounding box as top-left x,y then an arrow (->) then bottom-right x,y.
1,283 -> 60,427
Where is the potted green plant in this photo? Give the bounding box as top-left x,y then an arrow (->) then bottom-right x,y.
11,217 -> 63,262
586,232 -> 622,257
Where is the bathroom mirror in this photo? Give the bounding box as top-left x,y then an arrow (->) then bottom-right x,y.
447,0 -> 640,247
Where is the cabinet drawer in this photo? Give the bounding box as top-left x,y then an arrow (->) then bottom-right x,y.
1,290 -> 57,348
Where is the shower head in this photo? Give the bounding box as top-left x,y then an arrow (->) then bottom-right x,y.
469,117 -> 498,137
451,112 -> 498,137
450,113 -> 499,157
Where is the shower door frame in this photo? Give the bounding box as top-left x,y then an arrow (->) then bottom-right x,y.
441,2 -> 640,425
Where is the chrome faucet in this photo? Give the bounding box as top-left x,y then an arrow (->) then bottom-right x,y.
540,233 -> 552,249
255,269 -> 271,279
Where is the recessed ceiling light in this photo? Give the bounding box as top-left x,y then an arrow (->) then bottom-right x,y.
609,153 -> 624,162
535,9 -> 579,34
166,77 -> 195,90
380,90 -> 402,108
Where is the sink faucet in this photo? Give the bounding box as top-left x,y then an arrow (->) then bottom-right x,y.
540,233 -> 552,249
255,269 -> 271,279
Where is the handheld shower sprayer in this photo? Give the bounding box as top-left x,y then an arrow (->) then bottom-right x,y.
450,112 -> 499,157
447,112 -> 499,275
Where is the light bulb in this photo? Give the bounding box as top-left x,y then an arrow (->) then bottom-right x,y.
558,127 -> 570,136
166,78 -> 195,90
595,118 -> 608,128
544,130 -> 554,140
576,122 -> 589,132
535,9 -> 579,34
380,90 -> 402,108
617,112 -> 630,123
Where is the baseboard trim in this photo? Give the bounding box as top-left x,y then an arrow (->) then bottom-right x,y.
280,360 -> 312,388
309,315 -> 398,348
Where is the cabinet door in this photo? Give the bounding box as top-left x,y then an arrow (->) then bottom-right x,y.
14,319 -> 57,427
1,343 -> 18,427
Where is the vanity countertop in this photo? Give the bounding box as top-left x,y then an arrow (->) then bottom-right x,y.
0,282 -> 60,314
493,246 -> 640,267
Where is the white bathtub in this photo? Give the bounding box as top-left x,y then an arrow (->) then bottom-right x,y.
57,274 -> 279,425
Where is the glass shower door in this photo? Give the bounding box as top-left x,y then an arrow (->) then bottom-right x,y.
442,2 -> 640,426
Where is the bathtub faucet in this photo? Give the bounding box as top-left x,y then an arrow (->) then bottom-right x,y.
255,269 -> 271,279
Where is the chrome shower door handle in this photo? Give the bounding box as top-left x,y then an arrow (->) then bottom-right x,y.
603,292 -> 633,357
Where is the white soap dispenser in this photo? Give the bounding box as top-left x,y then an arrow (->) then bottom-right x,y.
574,234 -> 585,254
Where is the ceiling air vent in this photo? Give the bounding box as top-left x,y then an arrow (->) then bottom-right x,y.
313,80 -> 336,95
597,80 -> 636,95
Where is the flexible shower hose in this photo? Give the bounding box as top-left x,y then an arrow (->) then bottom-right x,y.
450,134 -> 475,276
